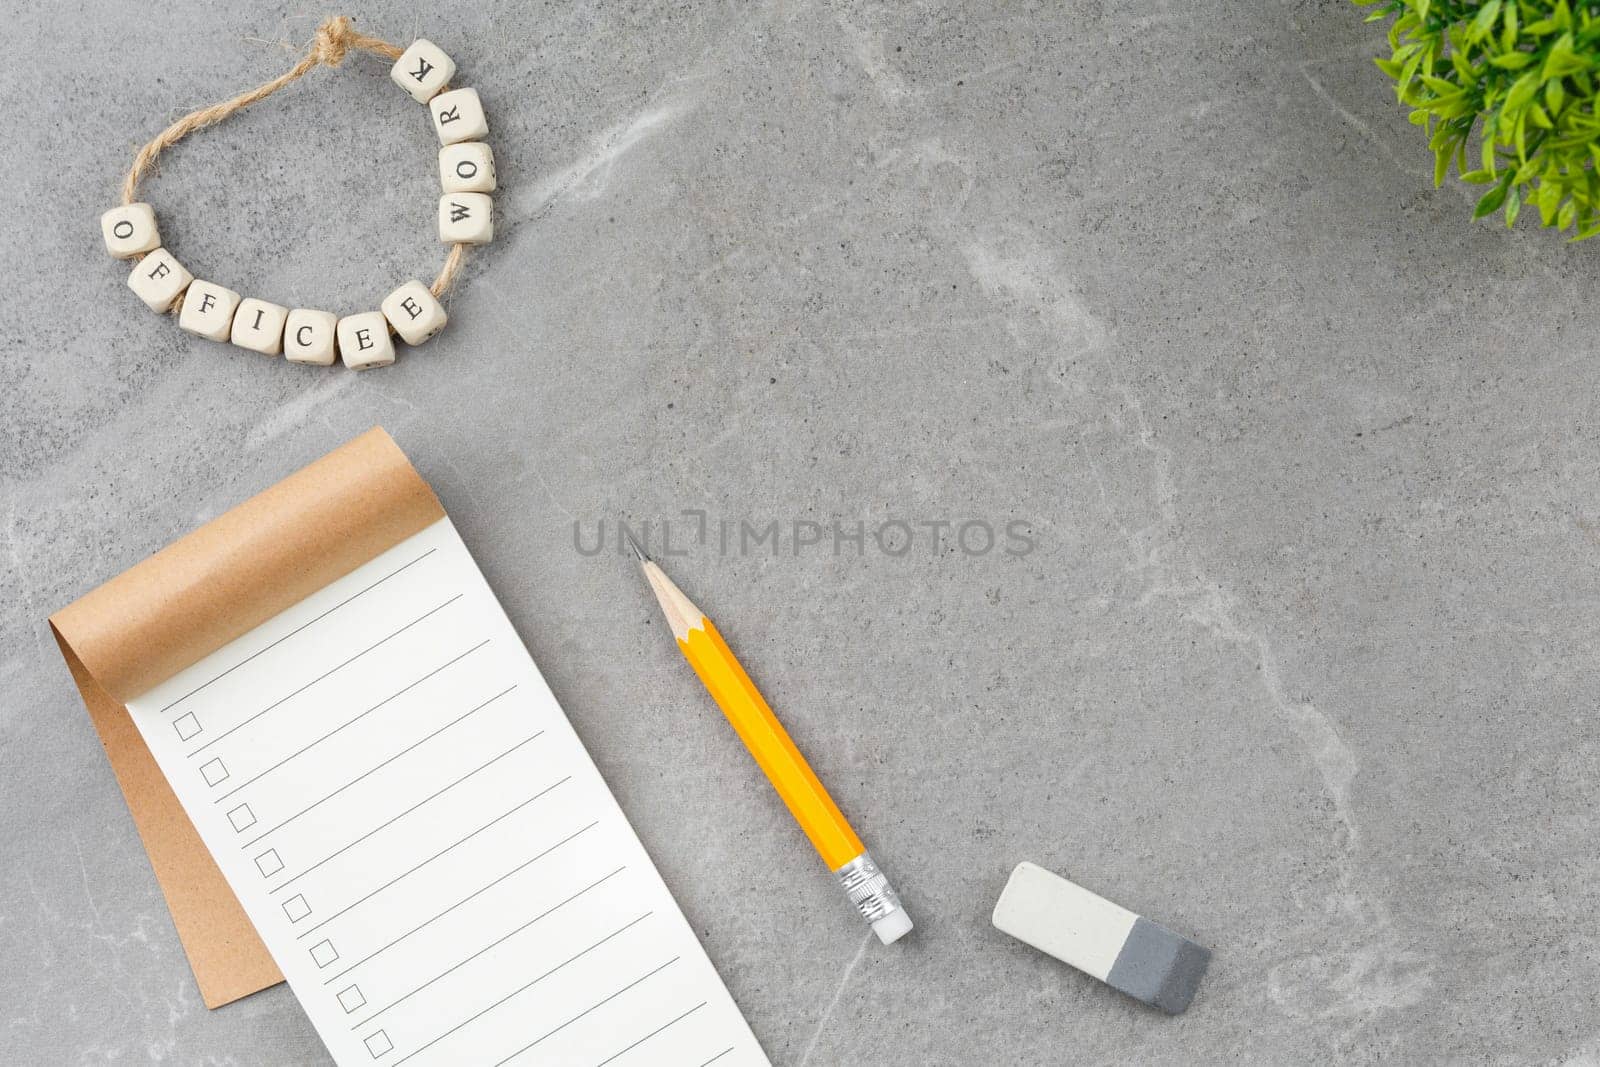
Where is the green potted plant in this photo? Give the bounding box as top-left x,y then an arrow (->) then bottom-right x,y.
1359,0 -> 1600,239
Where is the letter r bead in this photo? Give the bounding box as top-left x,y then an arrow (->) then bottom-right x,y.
430,88 -> 488,145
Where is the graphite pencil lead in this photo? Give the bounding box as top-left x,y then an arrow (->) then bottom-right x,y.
621,523 -> 648,564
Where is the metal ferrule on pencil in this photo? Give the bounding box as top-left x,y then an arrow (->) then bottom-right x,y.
835,852 -> 910,941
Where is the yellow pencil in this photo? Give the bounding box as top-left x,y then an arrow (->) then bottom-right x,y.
625,529 -> 913,945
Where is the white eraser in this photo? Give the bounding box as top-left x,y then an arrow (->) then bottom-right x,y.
871,907 -> 913,945
992,861 -> 1210,1014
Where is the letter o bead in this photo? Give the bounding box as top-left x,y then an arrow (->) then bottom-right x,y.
381,281 -> 448,346
337,312 -> 396,371
101,203 -> 160,259
440,142 -> 495,193
284,309 -> 338,366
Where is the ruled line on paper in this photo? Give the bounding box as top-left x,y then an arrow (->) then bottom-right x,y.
484,957 -> 682,1067
186,592 -> 464,757
158,549 -> 438,715
263,734 -> 548,885
232,681 -> 512,842
392,944 -> 677,1067
351,892 -> 643,1028
315,812 -> 597,984
595,1002 -> 709,1066
294,808 -> 593,942
698,1047 -> 736,1066
213,648 -> 497,803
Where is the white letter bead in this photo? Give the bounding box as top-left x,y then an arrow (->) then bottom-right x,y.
230,298 -> 288,355
439,142 -> 496,193
381,281 -> 448,345
430,88 -> 488,145
390,39 -> 454,104
178,281 -> 241,341
337,312 -> 396,370
439,193 -> 493,244
127,247 -> 192,312
284,309 -> 338,365
101,203 -> 160,259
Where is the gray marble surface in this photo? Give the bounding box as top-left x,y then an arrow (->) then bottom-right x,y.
4,2 -> 1598,1064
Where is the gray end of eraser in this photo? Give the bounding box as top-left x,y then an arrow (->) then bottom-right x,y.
991,861 -> 1210,1015
1104,916 -> 1211,1015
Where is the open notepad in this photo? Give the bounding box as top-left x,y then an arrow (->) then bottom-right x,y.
51,430 -> 766,1066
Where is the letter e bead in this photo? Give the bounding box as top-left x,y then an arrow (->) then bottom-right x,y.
231,298 -> 288,356
429,88 -> 488,145
101,203 -> 160,259
381,281 -> 447,346
284,309 -> 338,366
178,281 -> 242,342
337,312 -> 395,371
440,142 -> 495,193
439,193 -> 493,244
390,40 -> 454,104
127,247 -> 192,312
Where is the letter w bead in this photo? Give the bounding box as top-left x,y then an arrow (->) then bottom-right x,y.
437,192 -> 493,244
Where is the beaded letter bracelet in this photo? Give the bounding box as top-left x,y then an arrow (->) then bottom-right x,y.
101,17 -> 496,370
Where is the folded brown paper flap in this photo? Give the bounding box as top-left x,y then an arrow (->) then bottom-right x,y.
49,427 -> 445,1008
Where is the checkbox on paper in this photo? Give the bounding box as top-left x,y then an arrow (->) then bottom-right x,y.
283,894 -> 312,922
338,984 -> 366,1013
364,1030 -> 393,1058
199,757 -> 229,785
310,939 -> 339,968
254,849 -> 284,877
173,713 -> 202,741
226,803 -> 256,832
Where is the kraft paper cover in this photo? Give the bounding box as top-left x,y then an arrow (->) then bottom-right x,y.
48,427 -> 444,1008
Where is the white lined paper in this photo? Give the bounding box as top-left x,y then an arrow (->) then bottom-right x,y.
126,518 -> 767,1066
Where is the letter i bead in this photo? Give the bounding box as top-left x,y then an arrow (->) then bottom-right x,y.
231,298 -> 288,355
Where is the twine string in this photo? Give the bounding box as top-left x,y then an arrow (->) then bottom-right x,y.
122,15 -> 465,300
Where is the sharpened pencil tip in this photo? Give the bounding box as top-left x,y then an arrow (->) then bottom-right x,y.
621,524 -> 648,563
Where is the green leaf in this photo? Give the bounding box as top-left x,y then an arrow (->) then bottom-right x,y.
1490,52 -> 1536,69
1539,180 -> 1562,224
1505,187 -> 1522,226
1471,0 -> 1504,41
1506,71 -> 1543,112
1547,77 -> 1567,112
1474,179 -> 1511,218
